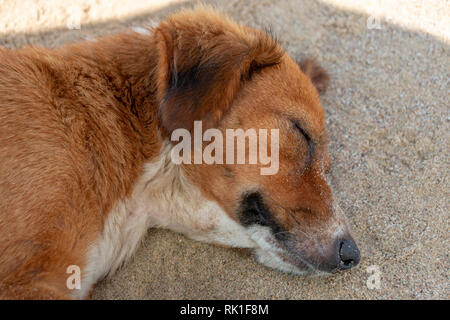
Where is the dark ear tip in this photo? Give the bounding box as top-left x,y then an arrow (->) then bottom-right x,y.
298,58 -> 329,93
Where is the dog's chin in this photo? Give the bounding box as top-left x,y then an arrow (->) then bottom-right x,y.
246,225 -> 307,275
245,225 -> 335,277
253,247 -> 309,275
253,248 -> 334,277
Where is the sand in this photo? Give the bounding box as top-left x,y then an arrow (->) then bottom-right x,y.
1,0 -> 448,299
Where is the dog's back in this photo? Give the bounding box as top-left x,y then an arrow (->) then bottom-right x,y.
0,44 -> 150,298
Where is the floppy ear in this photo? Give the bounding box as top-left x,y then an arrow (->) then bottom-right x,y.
298,59 -> 329,93
153,9 -> 283,136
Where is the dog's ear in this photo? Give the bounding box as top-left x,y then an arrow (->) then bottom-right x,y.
153,9 -> 284,136
298,59 -> 329,93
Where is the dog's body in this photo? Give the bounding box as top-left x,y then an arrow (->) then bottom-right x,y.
0,8 -> 359,299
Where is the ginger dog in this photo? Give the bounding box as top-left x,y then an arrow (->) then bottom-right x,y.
0,8 -> 360,299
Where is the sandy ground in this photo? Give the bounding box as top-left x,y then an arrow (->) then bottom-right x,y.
1,0 -> 448,299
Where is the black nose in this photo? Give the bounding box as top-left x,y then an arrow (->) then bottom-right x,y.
338,238 -> 360,270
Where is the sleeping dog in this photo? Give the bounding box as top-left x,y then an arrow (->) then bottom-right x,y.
0,7 -> 359,299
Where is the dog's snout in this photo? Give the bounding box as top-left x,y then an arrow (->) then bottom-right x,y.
338,237 -> 360,270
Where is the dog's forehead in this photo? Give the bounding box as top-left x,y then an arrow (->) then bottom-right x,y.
223,56 -> 326,139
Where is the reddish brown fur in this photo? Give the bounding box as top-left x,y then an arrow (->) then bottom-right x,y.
299,58 -> 330,93
0,34 -> 157,298
0,8 -> 340,299
154,10 -> 284,135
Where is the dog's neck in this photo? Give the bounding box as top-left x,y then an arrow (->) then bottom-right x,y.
71,30 -> 163,159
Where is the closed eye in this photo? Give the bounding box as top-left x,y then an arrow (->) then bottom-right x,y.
292,120 -> 314,160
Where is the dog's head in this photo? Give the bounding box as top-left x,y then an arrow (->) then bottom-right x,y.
153,8 -> 359,274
